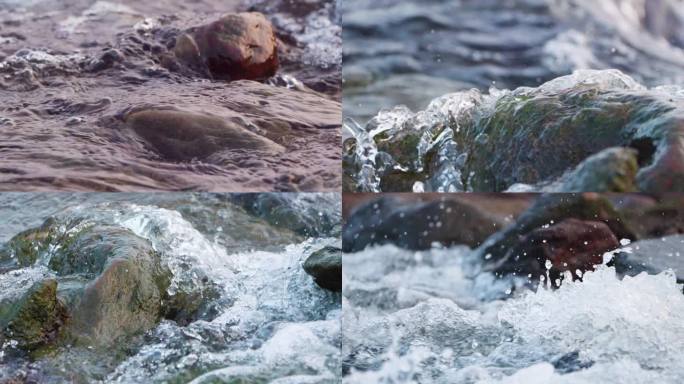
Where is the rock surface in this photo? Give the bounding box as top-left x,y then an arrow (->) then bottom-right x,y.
557,147 -> 639,192
494,218 -> 619,284
303,246 -> 342,291
612,235 -> 684,284
343,195 -> 512,252
0,220 -> 219,351
479,193 -> 634,271
174,12 -> 278,81
0,278 -> 68,352
125,108 -> 284,161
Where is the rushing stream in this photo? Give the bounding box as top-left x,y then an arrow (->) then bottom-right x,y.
341,193 -> 684,383
343,243 -> 684,384
0,193 -> 342,383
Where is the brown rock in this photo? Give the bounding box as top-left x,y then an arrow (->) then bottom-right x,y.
493,218 -> 620,285
176,12 -> 278,81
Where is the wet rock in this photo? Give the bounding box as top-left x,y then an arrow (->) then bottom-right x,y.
494,218 -> 619,283
174,12 -> 278,81
303,246 -> 342,291
125,109 -> 284,161
613,195 -> 684,239
479,193 -> 634,270
347,70 -> 684,193
557,147 -> 639,192
0,218 -> 59,269
343,196 -> 509,252
611,235 -> 684,284
0,278 -> 68,351
46,226 -> 170,346
85,48 -> 124,72
0,220 -> 221,349
229,193 -> 342,237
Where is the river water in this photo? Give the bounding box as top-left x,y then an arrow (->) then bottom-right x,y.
343,243 -> 684,383
343,0 -> 684,123
0,0 -> 341,191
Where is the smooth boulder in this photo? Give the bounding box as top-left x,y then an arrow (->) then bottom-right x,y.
479,193 -> 634,271
174,12 -> 278,81
611,234 -> 684,284
126,109 -> 284,161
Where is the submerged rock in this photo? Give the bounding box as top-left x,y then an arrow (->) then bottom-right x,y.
494,219 -> 619,284
125,109 -> 284,161
174,12 -> 278,81
303,246 -> 342,291
479,193 -> 633,273
229,193 -> 342,237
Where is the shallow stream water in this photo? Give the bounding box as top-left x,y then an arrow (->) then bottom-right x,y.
0,0 -> 341,191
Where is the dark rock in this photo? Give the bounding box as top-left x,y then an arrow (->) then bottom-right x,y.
493,218 -> 619,284
343,196 -> 509,252
229,193 -> 341,238
611,234 -> 684,283
479,193 -> 634,270
174,12 -> 278,81
125,109 -> 284,161
613,195 -> 684,239
303,246 -> 342,291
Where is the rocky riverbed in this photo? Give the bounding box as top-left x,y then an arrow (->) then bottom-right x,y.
0,0 -> 341,191
0,193 -> 342,383
342,193 -> 684,382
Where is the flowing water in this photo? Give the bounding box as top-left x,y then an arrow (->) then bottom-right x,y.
343,0 -> 684,123
343,243 -> 684,383
0,0 -> 341,191
0,193 -> 342,383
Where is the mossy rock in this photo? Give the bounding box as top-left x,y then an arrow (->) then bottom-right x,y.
0,278 -> 68,352
558,147 -> 639,192
459,85 -> 676,191
0,218 -> 87,270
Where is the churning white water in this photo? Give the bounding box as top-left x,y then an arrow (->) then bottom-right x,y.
343,244 -> 684,383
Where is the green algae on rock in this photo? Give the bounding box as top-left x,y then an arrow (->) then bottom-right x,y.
0,278 -> 68,352
344,69 -> 684,193
0,219 -> 218,352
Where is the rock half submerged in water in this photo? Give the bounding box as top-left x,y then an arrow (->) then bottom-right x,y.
173,12 -> 278,81
344,69 -> 684,193
303,246 -> 342,292
0,219 -> 216,353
